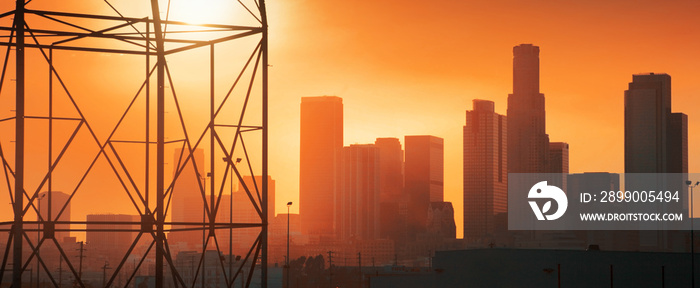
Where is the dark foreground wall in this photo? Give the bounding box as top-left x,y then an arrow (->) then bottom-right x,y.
371,248 -> 692,288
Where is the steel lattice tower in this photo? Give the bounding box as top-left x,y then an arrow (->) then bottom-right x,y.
0,1 -> 269,287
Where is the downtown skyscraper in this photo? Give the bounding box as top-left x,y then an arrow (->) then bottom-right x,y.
335,144 -> 380,240
548,142 -> 569,189
170,148 -> 205,250
624,73 -> 687,174
37,191 -> 71,243
623,73 -> 689,252
300,96 -> 343,236
463,100 -> 507,241
231,176 -> 276,251
507,44 -> 550,174
375,137 -> 406,242
375,137 -> 404,202
502,44 -> 570,247
86,214 -> 140,267
404,135 -> 444,239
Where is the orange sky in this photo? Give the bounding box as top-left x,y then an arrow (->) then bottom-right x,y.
1,0 -> 699,240
267,0 -> 700,238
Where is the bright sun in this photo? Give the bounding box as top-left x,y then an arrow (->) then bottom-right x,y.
165,0 -> 255,25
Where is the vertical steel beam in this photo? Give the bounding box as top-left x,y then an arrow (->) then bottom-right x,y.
260,0 -> 269,287
210,43 -> 215,242
145,22 -> 150,216
13,0 -> 25,287
149,1 -> 166,288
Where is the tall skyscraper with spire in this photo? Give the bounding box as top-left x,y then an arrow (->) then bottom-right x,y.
504,44 -> 572,248
507,44 -> 550,174
300,96 -> 343,236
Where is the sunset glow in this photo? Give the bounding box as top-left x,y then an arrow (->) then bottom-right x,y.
2,1 -> 700,287
1,0 -> 699,241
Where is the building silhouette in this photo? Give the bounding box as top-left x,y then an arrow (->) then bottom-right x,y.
85,214 -> 140,269
335,144 -> 380,240
375,138 -> 404,202
548,142 -> 569,174
624,73 -> 687,174
269,213 -> 301,265
548,142 -> 569,189
427,202 -> 456,239
32,191 -> 73,285
502,44 -> 575,248
231,175 -> 276,250
374,137 -> 406,243
624,73 -> 670,173
404,135 -> 444,239
624,73 -> 689,252
463,99 -> 507,242
668,112 -> 688,173
38,191 -> 71,243
169,148 -> 205,250
300,96 -> 343,236
507,44 -> 550,174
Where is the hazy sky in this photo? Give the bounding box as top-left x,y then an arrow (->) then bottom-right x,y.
1,0 -> 699,239
267,0 -> 700,238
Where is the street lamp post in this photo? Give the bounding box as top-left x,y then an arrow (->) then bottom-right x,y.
286,201 -> 292,288
687,180 -> 699,288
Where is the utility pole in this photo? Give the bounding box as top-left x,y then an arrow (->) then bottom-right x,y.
328,251 -> 334,288
102,261 -> 111,288
77,241 -> 86,278
73,241 -> 86,287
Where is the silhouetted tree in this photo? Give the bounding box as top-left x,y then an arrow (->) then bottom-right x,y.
287,254 -> 328,288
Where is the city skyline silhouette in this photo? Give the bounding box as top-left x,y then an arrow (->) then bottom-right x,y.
1,0 -> 699,240
1,1 -> 699,287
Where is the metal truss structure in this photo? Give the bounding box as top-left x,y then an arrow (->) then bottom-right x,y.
0,0 -> 268,287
